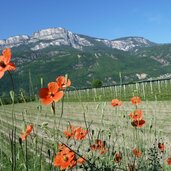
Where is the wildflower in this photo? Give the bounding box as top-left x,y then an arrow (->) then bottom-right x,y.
20,124 -> 33,141
56,75 -> 71,89
129,109 -> 142,121
95,139 -> 105,149
74,127 -> 88,140
54,144 -> 77,170
111,99 -> 122,107
90,139 -> 108,154
0,48 -> 16,79
132,148 -> 142,158
64,126 -> 87,140
158,143 -> 165,152
64,125 -> 75,139
114,152 -> 122,163
39,82 -> 64,105
54,150 -> 76,170
131,119 -> 145,128
167,158 -> 171,165
131,96 -> 141,105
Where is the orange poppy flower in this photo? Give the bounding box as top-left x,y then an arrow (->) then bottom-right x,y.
114,152 -> 122,163
54,144 -> 77,170
167,158 -> 171,165
90,139 -> 108,154
132,148 -> 142,158
95,139 -> 105,149
39,82 -> 64,105
56,76 -> 71,89
0,48 -> 16,79
158,143 -> 165,152
54,151 -> 76,170
131,96 -> 141,105
129,109 -> 142,121
111,99 -> 122,107
131,119 -> 145,128
20,124 -> 33,141
90,139 -> 105,150
74,127 -> 88,140
64,125 -> 75,139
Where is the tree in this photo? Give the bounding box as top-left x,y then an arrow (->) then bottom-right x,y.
92,79 -> 102,88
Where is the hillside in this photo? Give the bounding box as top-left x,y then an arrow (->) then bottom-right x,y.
0,27 -> 171,95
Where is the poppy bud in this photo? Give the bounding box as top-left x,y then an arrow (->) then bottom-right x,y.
48,149 -> 51,157
19,137 -> 22,145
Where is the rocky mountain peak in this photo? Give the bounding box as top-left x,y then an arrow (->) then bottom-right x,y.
0,28 -> 155,51
31,27 -> 67,40
0,27 -> 93,51
0,35 -> 29,48
96,36 -> 155,51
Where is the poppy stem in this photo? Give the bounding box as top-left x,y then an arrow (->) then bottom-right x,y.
8,71 -> 17,171
8,71 -> 16,127
51,101 -> 56,115
25,138 -> 28,171
57,95 -> 65,129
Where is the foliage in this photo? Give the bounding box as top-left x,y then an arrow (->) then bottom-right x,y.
92,79 -> 103,88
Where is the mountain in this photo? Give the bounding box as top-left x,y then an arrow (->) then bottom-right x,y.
0,28 -> 92,51
95,36 -> 155,51
0,28 -> 154,51
0,27 -> 171,95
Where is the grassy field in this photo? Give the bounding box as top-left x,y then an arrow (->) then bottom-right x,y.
1,78 -> 171,105
1,71 -> 171,170
0,98 -> 171,170
64,79 -> 171,102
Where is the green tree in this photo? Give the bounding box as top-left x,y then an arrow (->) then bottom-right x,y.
92,79 -> 103,88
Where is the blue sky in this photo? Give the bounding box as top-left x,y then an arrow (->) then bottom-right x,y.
1,0 -> 171,43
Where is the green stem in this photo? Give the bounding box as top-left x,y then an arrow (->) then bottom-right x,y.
8,71 -> 15,127
25,138 -> 28,171
57,95 -> 65,129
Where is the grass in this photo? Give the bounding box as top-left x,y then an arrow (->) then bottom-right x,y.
1,56 -> 171,170
59,79 -> 171,102
0,99 -> 171,170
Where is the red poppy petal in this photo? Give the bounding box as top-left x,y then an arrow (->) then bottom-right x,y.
39,88 -> 49,98
56,76 -> 71,88
5,62 -> 16,71
20,133 -> 28,141
2,48 -> 11,64
53,91 -> 64,102
0,55 -> 4,62
131,120 -> 145,128
48,82 -> 59,93
54,155 -> 62,166
40,98 -> 53,105
56,76 -> 65,85
0,71 -> 5,79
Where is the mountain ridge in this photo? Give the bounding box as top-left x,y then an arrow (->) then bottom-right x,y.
0,27 -> 156,51
0,27 -> 171,94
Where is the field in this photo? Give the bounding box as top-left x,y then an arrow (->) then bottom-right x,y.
1,87 -> 171,170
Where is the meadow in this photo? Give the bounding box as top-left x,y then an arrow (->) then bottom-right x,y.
1,48 -> 171,171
